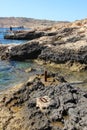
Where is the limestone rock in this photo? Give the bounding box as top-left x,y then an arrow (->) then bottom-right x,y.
0,73 -> 87,130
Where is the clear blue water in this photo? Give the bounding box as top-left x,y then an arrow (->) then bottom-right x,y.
0,60 -> 43,91
0,27 -> 43,91
0,60 -> 28,90
0,27 -> 27,44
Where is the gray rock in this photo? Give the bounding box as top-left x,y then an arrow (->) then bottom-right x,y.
8,42 -> 43,60
4,30 -> 45,40
0,73 -> 87,130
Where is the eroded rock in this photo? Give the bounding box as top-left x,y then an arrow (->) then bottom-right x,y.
0,72 -> 87,130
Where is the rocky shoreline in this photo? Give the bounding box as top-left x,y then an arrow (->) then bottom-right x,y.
0,19 -> 87,130
0,72 -> 87,130
1,19 -> 87,71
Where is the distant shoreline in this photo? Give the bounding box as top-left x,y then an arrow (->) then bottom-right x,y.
0,17 -> 69,28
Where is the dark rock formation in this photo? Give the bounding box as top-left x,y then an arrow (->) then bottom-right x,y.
4,29 -> 58,40
0,19 -> 87,71
3,25 -> 87,64
0,73 -> 87,130
39,45 -> 87,64
38,27 -> 87,66
4,30 -> 45,40
1,42 -> 43,61
0,45 -> 10,60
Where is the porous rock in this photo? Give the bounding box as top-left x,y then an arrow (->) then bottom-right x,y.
0,73 -> 87,130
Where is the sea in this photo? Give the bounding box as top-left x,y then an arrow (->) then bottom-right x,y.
0,27 -> 27,44
0,27 -> 87,91
0,27 -> 43,91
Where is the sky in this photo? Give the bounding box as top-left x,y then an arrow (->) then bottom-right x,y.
0,0 -> 87,22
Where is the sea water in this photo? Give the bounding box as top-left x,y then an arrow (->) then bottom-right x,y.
0,27 -> 27,44
0,59 -> 43,91
0,27 -> 39,91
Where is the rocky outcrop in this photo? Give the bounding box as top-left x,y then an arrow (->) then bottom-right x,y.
9,42 -> 43,60
4,29 -> 58,40
0,45 -> 8,57
1,18 -> 87,70
39,41 -> 87,64
0,42 -> 43,61
39,26 -> 87,64
0,72 -> 87,130
4,30 -> 45,40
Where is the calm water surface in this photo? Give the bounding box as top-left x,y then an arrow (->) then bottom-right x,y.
46,65 -> 87,90
0,60 -> 43,91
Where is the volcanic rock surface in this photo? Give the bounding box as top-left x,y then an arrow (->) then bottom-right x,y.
0,73 -> 87,130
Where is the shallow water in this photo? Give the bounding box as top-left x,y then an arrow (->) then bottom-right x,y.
0,60 -> 44,91
0,60 -> 29,90
0,60 -> 87,91
0,27 -> 31,91
0,27 -> 44,91
45,65 -> 87,90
